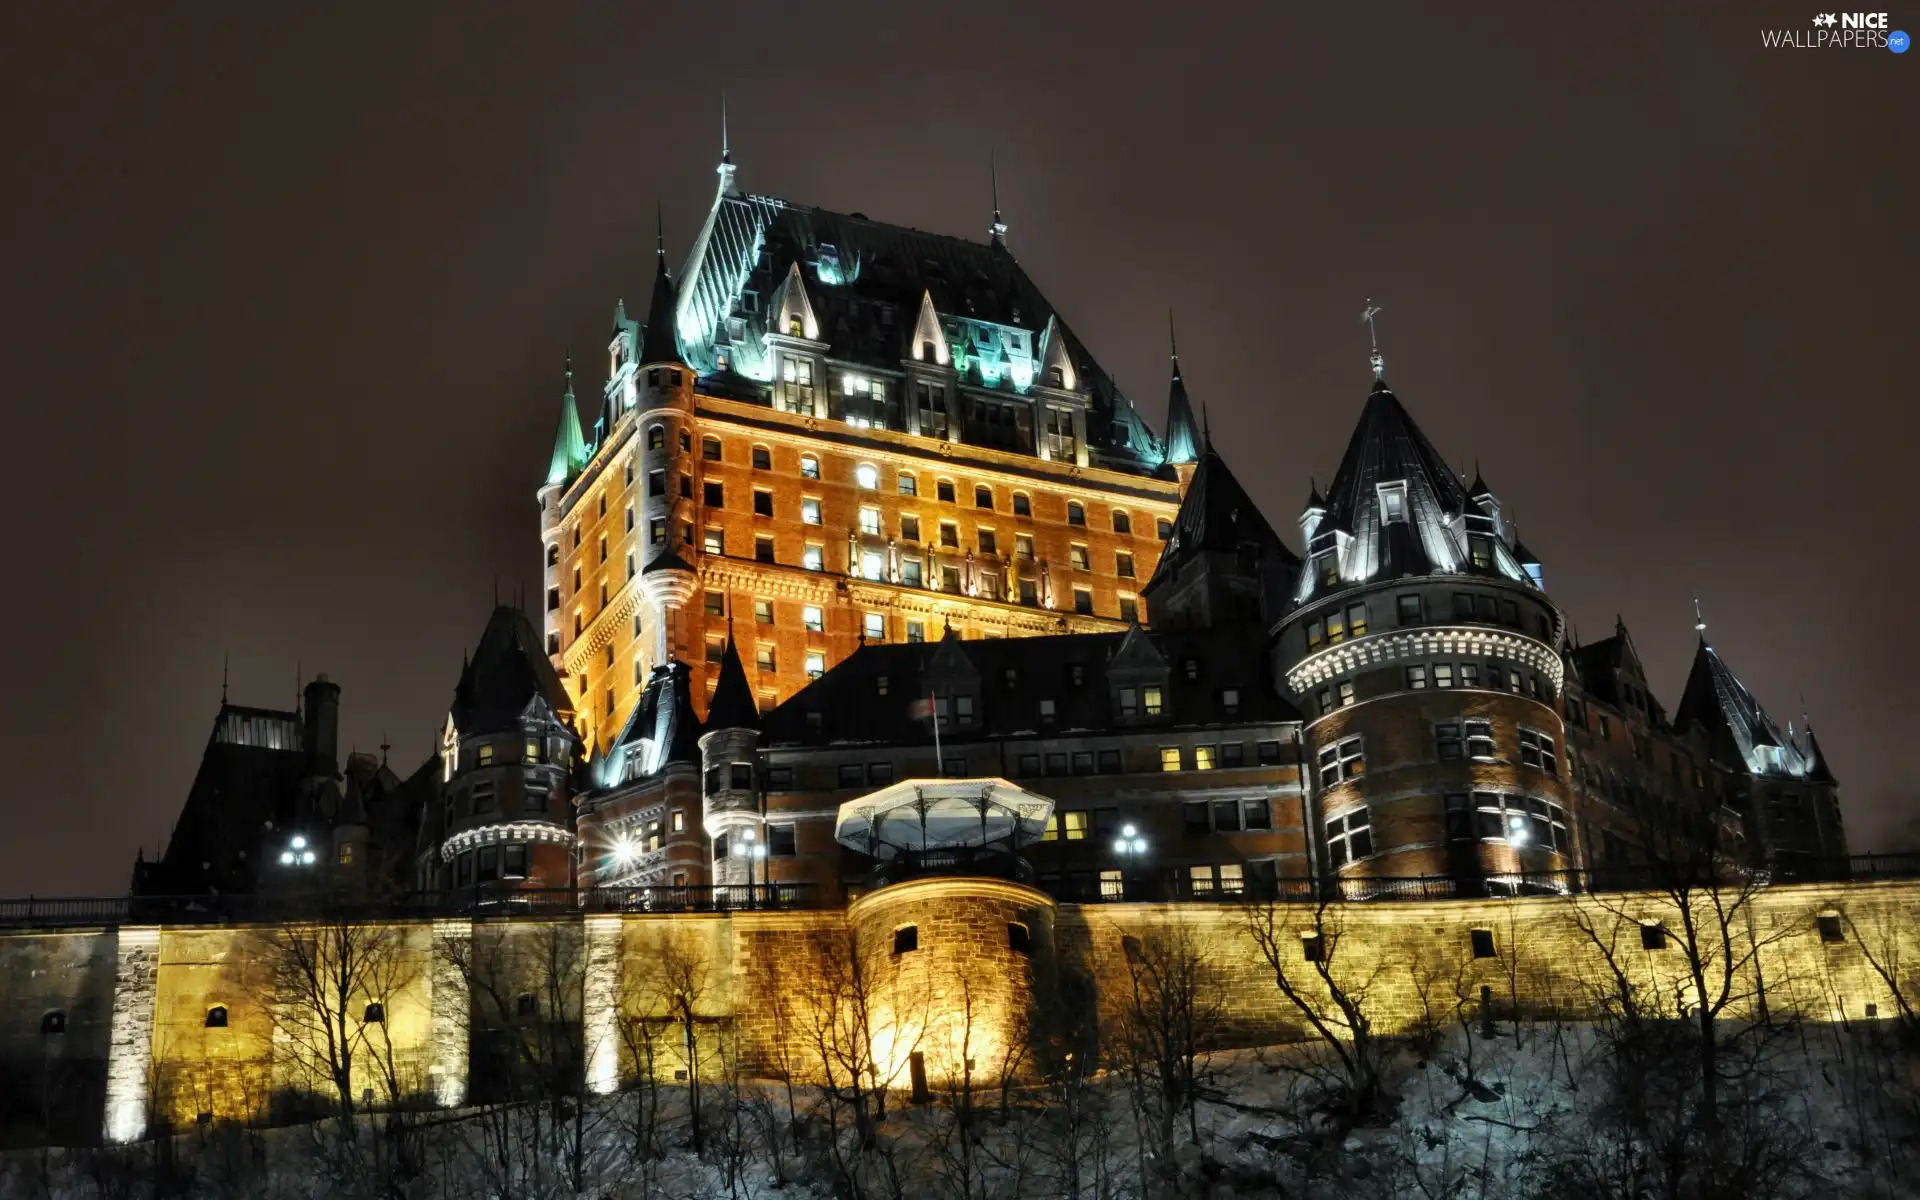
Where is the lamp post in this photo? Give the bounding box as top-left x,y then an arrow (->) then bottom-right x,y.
1112,824 -> 1149,900
277,834 -> 317,868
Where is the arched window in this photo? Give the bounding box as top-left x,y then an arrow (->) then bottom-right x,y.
1047,365 -> 1064,388
800,455 -> 820,479
1067,501 -> 1086,526
647,424 -> 665,451
205,1006 -> 229,1029
1112,510 -> 1132,535
545,544 -> 559,567
40,1011 -> 65,1035
789,315 -> 804,337
702,436 -> 723,462
1012,493 -> 1031,517
855,464 -> 879,490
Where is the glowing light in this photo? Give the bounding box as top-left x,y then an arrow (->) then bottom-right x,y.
278,851 -> 294,865
301,850 -> 316,865
1507,817 -> 1530,846
855,464 -> 879,490
290,835 -> 307,850
613,835 -> 637,865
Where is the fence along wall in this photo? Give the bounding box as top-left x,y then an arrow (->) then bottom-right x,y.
0,879 -> 1913,1145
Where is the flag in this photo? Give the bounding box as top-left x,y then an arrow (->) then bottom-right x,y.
907,695 -> 935,721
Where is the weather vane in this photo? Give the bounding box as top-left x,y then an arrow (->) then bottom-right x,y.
1361,297 -> 1385,381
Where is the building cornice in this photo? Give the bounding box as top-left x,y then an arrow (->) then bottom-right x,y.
1286,626 -> 1564,694
441,821 -> 574,861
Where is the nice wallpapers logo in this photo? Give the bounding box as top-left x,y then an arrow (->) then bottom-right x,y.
1762,12 -> 1910,50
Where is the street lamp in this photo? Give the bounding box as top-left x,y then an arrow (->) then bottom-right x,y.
1112,824 -> 1149,857
278,834 -> 316,867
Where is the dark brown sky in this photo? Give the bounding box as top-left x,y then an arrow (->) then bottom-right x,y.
1,2 -> 1912,893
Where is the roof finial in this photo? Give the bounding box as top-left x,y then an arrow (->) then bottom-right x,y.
221,651 -> 229,705
655,201 -> 665,259
1693,595 -> 1707,639
380,732 -> 390,766
564,351 -> 573,394
721,91 -> 730,165
1169,309 -> 1179,365
1202,401 -> 1213,448
1361,297 -> 1385,382
988,151 -> 1008,248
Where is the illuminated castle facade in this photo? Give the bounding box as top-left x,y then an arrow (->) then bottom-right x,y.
140,156 -> 1846,907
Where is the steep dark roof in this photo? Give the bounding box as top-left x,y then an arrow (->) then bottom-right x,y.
1675,637 -> 1818,780
1143,447 -> 1296,595
451,606 -> 572,736
761,628 -> 1299,748
1805,725 -> 1837,785
705,634 -> 760,731
638,247 -> 683,366
1568,635 -> 1630,707
544,368 -> 588,489
598,661 -> 704,784
675,189 -> 1162,468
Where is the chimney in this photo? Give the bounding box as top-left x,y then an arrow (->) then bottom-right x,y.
303,674 -> 341,775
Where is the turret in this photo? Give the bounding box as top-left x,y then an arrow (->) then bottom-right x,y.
698,633 -> 762,886
1162,318 -> 1201,485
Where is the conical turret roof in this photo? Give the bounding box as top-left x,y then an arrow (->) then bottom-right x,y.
1162,335 -> 1201,466
544,365 -> 588,488
451,606 -> 574,736
705,633 -> 760,731
639,238 -> 683,367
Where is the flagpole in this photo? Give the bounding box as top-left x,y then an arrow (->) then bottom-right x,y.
930,689 -> 943,773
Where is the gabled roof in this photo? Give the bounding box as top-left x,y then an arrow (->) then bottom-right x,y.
451,606 -> 573,737
761,627 -> 1299,748
597,661 -> 704,785
1805,725 -> 1837,784
544,367 -> 588,489
1143,446 -> 1296,595
1675,637 -> 1822,780
672,185 -> 1162,469
704,634 -> 760,731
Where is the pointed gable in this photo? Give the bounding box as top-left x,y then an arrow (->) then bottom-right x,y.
1108,622 -> 1169,681
451,606 -> 574,737
911,289 -> 950,365
705,634 -> 760,731
1037,314 -> 1074,389
1675,636 -> 1815,779
599,661 -> 704,785
771,261 -> 819,341
1162,348 -> 1200,466
1144,446 -> 1296,594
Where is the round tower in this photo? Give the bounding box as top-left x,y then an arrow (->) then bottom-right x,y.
1273,363 -> 1576,893
634,227 -> 698,667
698,634 -> 762,887
835,779 -> 1057,1087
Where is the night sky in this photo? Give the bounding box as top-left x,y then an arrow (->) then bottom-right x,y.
1,2 -> 1912,894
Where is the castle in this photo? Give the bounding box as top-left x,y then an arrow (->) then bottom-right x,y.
1,154 -> 1872,1148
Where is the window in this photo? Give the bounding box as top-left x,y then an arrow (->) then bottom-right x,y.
1008,922 -> 1032,954
753,598 -> 774,625
755,645 -> 776,672
1098,748 -> 1121,772
906,620 -> 926,643
1038,698 -> 1057,723
1317,737 -> 1365,788
897,515 -> 921,543
713,833 -> 729,860
1470,929 -> 1497,959
940,521 -> 959,548
752,489 -> 774,517
937,479 -> 956,503
362,1002 -> 386,1024
1067,500 -> 1086,526
703,528 -> 724,555
1325,808 -> 1373,866
1112,510 -> 1132,534
803,545 -> 824,571
855,464 -> 879,490
1469,538 -> 1492,569
897,471 -> 918,496
1015,534 -> 1034,561
801,498 -> 822,525
1069,545 -> 1089,571
1061,811 -> 1089,840
41,1010 -> 65,1035
978,529 -> 997,554
1160,746 -> 1183,772
800,455 -> 820,479
1189,865 -> 1217,895
1211,798 -> 1239,831
1194,745 -> 1216,771
1433,663 -> 1455,688
755,535 -> 775,563
1072,588 -> 1093,615
1326,611 -> 1346,644
1157,518 -> 1173,541
1519,729 -> 1557,773
1378,481 -> 1408,524
838,763 -> 864,787
546,587 -> 560,612
1640,924 -> 1668,951
1258,740 -> 1283,765
902,558 -> 924,587
649,518 -> 665,545
751,445 -> 771,470
805,652 -> 825,679
1817,914 -> 1845,944
703,480 -> 724,509
859,506 -> 881,535
1458,662 -> 1480,687
203,1005 -> 232,1028
1435,719 -> 1494,761
894,926 -> 919,954
803,605 -> 824,632
702,436 -> 722,462
864,612 -> 885,641
975,485 -> 994,509
647,424 -> 665,450
1347,603 -> 1368,637
1219,864 -> 1244,894
1013,493 -> 1031,516
1406,664 -> 1428,689
1116,551 -> 1135,578
769,825 -> 797,856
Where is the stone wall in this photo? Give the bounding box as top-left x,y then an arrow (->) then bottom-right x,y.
1,876 -> 1914,1146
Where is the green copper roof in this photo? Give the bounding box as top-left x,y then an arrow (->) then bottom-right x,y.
544,365 -> 588,489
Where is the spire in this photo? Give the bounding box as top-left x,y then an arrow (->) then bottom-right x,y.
1305,477 -> 1327,512
988,152 -> 1008,250
1693,596 -> 1708,641
1468,461 -> 1494,501
717,93 -> 738,196
639,217 -> 683,367
221,651 -> 229,705
1162,312 -> 1201,465
544,357 -> 589,488
1361,297 -> 1386,387
705,632 -> 760,731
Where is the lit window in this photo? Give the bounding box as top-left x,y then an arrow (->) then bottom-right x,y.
1326,808 -> 1373,866
1144,687 -> 1163,715
755,645 -> 776,671
1070,545 -> 1090,571
855,464 -> 879,490
1406,664 -> 1428,689
1189,865 -> 1216,895
860,551 -> 884,580
1519,729 -> 1558,773
803,606 -> 824,632
906,620 -> 926,643
864,612 -> 885,641
1160,747 -> 1183,772
1316,737 -> 1365,788
804,652 -> 825,680
1061,811 -> 1088,840
1347,603 -> 1368,637
1326,611 -> 1347,644
1101,869 -> 1124,899
800,455 -> 820,479
803,546 -> 824,571
1013,493 -> 1031,517
1434,663 -> 1455,688
1219,863 -> 1244,894
1194,745 -> 1215,770
859,507 -> 881,535
704,529 -> 724,554
802,498 -> 822,525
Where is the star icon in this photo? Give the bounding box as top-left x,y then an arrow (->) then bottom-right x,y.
1813,12 -> 1837,26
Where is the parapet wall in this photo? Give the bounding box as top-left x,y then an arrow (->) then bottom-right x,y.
1,878 -> 1913,1146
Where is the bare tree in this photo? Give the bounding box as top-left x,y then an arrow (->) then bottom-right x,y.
1243,896 -> 1390,1122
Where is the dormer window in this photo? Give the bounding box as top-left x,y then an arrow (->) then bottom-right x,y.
789,316 -> 804,336
1378,481 -> 1408,525
1047,366 -> 1064,387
